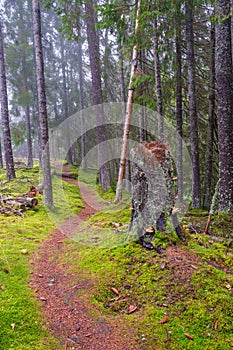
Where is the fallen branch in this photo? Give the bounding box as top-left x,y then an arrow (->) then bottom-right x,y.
53,171 -> 78,179
205,180 -> 220,234
0,205 -> 25,217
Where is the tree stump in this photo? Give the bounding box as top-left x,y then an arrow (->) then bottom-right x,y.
129,141 -> 183,248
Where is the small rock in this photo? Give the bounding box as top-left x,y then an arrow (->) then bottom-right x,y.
21,249 -> 28,255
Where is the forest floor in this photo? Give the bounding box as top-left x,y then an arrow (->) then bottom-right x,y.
1,164 -> 233,349
30,177 -> 138,350
29,169 -> 233,350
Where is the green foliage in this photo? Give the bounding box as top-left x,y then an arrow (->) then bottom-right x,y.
0,165 -> 83,349
57,206 -> 233,350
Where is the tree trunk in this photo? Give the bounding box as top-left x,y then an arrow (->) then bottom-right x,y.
139,49 -> 147,142
61,36 -> 72,164
118,43 -> 127,118
129,141 -> 183,244
0,20 -> 16,181
203,23 -> 216,209
85,0 -> 110,191
32,0 -> 53,209
216,0 -> 233,213
25,105 -> 33,168
0,137 -> 3,168
153,18 -> 164,141
77,34 -> 87,170
19,2 -> 33,169
185,0 -> 201,208
175,7 -> 183,202
115,0 -> 141,202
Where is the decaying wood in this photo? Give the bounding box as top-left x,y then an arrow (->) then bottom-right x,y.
4,196 -> 38,208
130,141 -> 184,246
0,187 -> 39,217
0,205 -> 25,217
53,171 -> 78,179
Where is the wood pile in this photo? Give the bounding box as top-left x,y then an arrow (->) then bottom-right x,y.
0,186 -> 40,217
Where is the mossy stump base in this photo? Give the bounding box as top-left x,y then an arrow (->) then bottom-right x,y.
129,141 -> 183,248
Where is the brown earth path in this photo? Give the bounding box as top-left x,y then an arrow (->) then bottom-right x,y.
30,176 -> 139,350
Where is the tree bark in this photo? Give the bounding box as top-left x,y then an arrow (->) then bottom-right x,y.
216,0 -> 233,213
61,36 -> 72,164
153,18 -> 164,141
0,20 -> 16,181
115,0 -> 141,202
77,34 -> 87,170
85,0 -> 110,191
185,0 -> 201,208
25,105 -> 33,168
203,23 -> 216,209
32,0 -> 53,209
0,137 -> 3,168
19,2 -> 33,168
175,12 -> 183,202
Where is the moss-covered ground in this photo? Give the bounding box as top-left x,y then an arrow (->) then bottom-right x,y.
0,164 -> 233,349
0,164 -> 83,349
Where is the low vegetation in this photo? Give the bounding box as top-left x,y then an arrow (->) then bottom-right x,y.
0,165 -> 83,349
0,165 -> 233,349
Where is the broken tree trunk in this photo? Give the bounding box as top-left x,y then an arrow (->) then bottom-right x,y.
129,141 -> 183,246
115,0 -> 141,203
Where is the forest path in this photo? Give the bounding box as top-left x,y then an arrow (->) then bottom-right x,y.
30,173 -> 138,350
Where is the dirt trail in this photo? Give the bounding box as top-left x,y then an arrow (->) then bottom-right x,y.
30,177 -> 138,350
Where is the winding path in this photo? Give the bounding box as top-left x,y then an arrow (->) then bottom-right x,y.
30,177 -> 138,350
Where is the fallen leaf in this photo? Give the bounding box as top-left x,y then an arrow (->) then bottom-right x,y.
11,323 -> 16,330
226,283 -> 231,290
184,333 -> 194,340
214,320 -> 219,330
110,287 -> 120,296
1,285 -> 6,291
21,249 -> 28,255
159,315 -> 168,324
128,305 -> 138,314
190,264 -> 198,270
40,297 -> 47,301
160,262 -> 166,270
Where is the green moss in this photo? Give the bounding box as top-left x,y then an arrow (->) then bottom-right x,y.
0,165 -> 84,349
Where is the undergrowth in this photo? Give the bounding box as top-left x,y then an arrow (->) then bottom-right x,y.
1,163 -> 233,349
60,202 -> 233,350
0,164 -> 83,349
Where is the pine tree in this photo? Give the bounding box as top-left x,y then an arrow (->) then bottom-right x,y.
32,0 -> 53,208
0,20 -> 16,181
215,0 -> 233,213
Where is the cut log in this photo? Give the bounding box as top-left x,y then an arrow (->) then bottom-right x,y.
4,197 -> 38,208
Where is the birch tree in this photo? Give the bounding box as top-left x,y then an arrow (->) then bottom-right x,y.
115,0 -> 141,203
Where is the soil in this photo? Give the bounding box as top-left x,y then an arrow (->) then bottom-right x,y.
29,171 -> 205,350
30,178 -> 138,350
